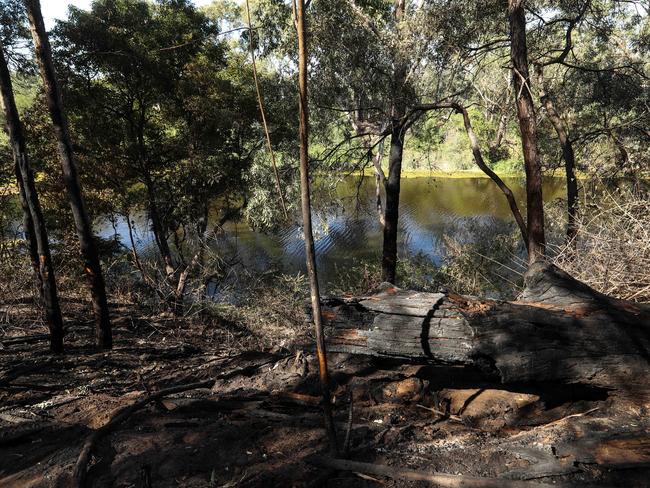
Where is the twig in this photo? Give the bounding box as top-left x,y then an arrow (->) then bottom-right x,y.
72,378 -> 215,487
343,392 -> 353,456
309,457 -> 563,487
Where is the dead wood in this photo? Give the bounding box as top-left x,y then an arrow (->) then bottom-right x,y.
310,457 -> 564,487
72,378 -> 215,487
321,263 -> 650,398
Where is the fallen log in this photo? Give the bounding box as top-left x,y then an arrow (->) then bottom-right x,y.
321,263 -> 650,399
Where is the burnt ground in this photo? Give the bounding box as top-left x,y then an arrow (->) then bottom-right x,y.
1,302 -> 649,487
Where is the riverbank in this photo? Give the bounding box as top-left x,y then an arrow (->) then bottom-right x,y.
2,287 -> 649,487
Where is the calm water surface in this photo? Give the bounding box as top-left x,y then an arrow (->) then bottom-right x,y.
97,176 -> 567,289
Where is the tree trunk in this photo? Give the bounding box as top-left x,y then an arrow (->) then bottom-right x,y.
0,41 -> 64,353
320,262 -> 650,400
535,64 -> 578,245
25,0 -> 111,349
143,172 -> 175,278
372,139 -> 386,227
508,0 -> 545,264
381,124 -> 405,284
381,0 -> 408,284
451,103 -> 528,247
296,0 -> 338,455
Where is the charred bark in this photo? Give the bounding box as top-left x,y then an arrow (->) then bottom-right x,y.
296,0 -> 338,455
508,0 -> 545,264
381,122 -> 405,284
25,0 -> 111,349
0,40 -> 64,353
321,263 -> 650,400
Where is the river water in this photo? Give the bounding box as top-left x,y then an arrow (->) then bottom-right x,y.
96,176 -> 568,289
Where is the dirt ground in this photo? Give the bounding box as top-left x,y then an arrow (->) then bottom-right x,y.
1,302 -> 649,487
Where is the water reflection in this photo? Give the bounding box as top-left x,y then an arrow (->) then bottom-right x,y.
96,176 -> 568,288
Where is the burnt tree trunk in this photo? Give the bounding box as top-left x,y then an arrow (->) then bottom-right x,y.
25,0 -> 112,349
0,41 -> 64,353
296,0 -> 338,454
508,0 -> 545,264
381,122 -> 405,284
321,263 -> 650,400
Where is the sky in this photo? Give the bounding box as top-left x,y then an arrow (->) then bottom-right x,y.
42,0 -> 216,29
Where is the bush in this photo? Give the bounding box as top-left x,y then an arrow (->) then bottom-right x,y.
552,184 -> 650,303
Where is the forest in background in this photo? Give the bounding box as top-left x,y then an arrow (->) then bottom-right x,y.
1,0 -> 648,319
1,1 -> 650,486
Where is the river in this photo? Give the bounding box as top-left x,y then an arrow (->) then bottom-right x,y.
96,176 -> 568,291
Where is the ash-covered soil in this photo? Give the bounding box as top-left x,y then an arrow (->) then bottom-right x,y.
1,303 -> 649,487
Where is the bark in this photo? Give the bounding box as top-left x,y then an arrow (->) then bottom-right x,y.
0,41 -> 64,353
296,0 -> 338,455
372,139 -> 386,227
381,122 -> 405,284
320,262 -> 650,400
381,0 -> 408,284
508,0 -> 545,264
535,64 -> 578,245
25,0 -> 111,349
451,103 -> 528,247
143,172 -> 175,277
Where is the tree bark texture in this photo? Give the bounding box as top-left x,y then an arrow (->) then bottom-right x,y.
536,64 -> 578,245
381,0 -> 408,284
508,0 -> 546,264
24,0 -> 112,349
320,263 -> 650,400
296,0 -> 338,455
0,41 -> 64,353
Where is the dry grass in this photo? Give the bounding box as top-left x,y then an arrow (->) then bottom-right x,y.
551,186 -> 650,303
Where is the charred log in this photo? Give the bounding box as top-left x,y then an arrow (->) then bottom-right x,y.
319,263 -> 650,400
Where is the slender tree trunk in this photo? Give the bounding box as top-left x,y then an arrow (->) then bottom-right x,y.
296,0 -> 338,455
381,123 -> 405,283
24,0 -> 111,349
535,65 -> 578,245
372,139 -> 386,227
1,41 -> 64,353
491,113 -> 507,147
452,103 -> 529,247
488,77 -> 512,161
143,172 -> 175,277
508,0 -> 545,264
381,0 -> 408,284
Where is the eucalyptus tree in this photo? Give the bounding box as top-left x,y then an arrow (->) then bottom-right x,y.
508,0 -> 546,264
308,0 -> 483,283
52,0 -> 224,279
47,0 -> 295,308
23,0 -> 113,349
525,0 -> 649,243
296,0 -> 338,454
0,1 -> 63,352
